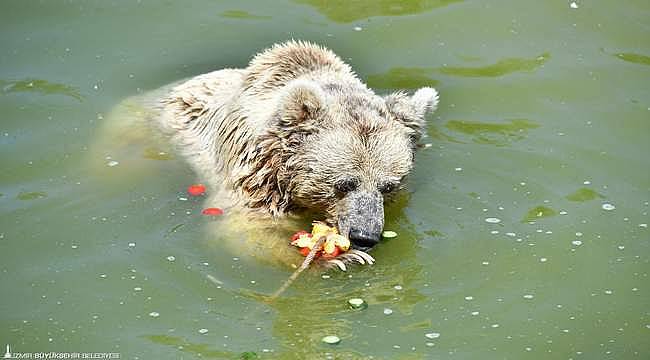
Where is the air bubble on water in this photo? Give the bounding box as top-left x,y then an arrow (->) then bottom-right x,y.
166,256 -> 176,262
545,231 -> 553,234
198,328 -> 209,334
426,342 -> 435,347
617,245 -> 625,250
506,232 -> 516,237
107,160 -> 119,167
523,294 -> 534,299
321,274 -> 331,279
353,26 -> 363,31
491,324 -> 500,328
471,311 -> 479,316
601,203 -> 615,211
148,312 -> 160,318
383,308 -> 393,315
485,217 -> 501,224
604,290 -> 613,295
394,285 -> 403,290
583,180 -> 591,185
425,332 -> 441,339
134,287 -> 142,291
575,232 -> 583,237
99,274 -> 107,279
572,240 -> 583,246
639,223 -> 647,228
482,261 -> 489,265
570,2 -> 579,9
559,210 -> 568,215
540,257 -> 548,262
465,296 -> 474,301
454,167 -> 462,171
128,242 -> 136,248
178,197 -> 188,201
525,347 -> 532,351
490,230 -> 499,234
71,245 -> 78,249
424,143 -> 433,148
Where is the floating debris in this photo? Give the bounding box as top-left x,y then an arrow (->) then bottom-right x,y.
322,335 -> 341,344
348,298 -> 367,309
382,230 -> 397,238
601,203 -> 616,211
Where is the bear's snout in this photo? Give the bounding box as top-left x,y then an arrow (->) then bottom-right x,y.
349,228 -> 381,249
337,190 -> 385,251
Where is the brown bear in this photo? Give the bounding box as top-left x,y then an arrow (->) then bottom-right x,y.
116,40 -> 439,268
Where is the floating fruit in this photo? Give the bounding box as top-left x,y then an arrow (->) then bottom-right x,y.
187,184 -> 206,196
202,207 -> 224,216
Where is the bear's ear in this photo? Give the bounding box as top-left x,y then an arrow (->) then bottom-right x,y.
278,80 -> 325,130
384,87 -> 439,139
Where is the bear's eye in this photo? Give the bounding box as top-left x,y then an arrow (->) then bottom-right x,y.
334,177 -> 359,193
379,181 -> 399,194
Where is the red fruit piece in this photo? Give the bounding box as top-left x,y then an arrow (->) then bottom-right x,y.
322,246 -> 342,259
299,247 -> 311,256
202,207 -> 224,216
187,184 -> 206,196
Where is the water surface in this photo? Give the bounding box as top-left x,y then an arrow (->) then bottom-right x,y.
1,1 -> 649,359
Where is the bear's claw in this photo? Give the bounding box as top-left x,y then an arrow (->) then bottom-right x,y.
324,250 -> 375,271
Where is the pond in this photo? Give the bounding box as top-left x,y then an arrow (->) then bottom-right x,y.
1,1 -> 649,359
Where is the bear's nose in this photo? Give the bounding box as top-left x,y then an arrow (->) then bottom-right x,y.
348,228 -> 380,249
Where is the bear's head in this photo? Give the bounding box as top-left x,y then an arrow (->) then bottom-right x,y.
258,80 -> 439,251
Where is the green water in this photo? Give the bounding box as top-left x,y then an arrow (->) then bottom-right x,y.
1,1 -> 649,359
